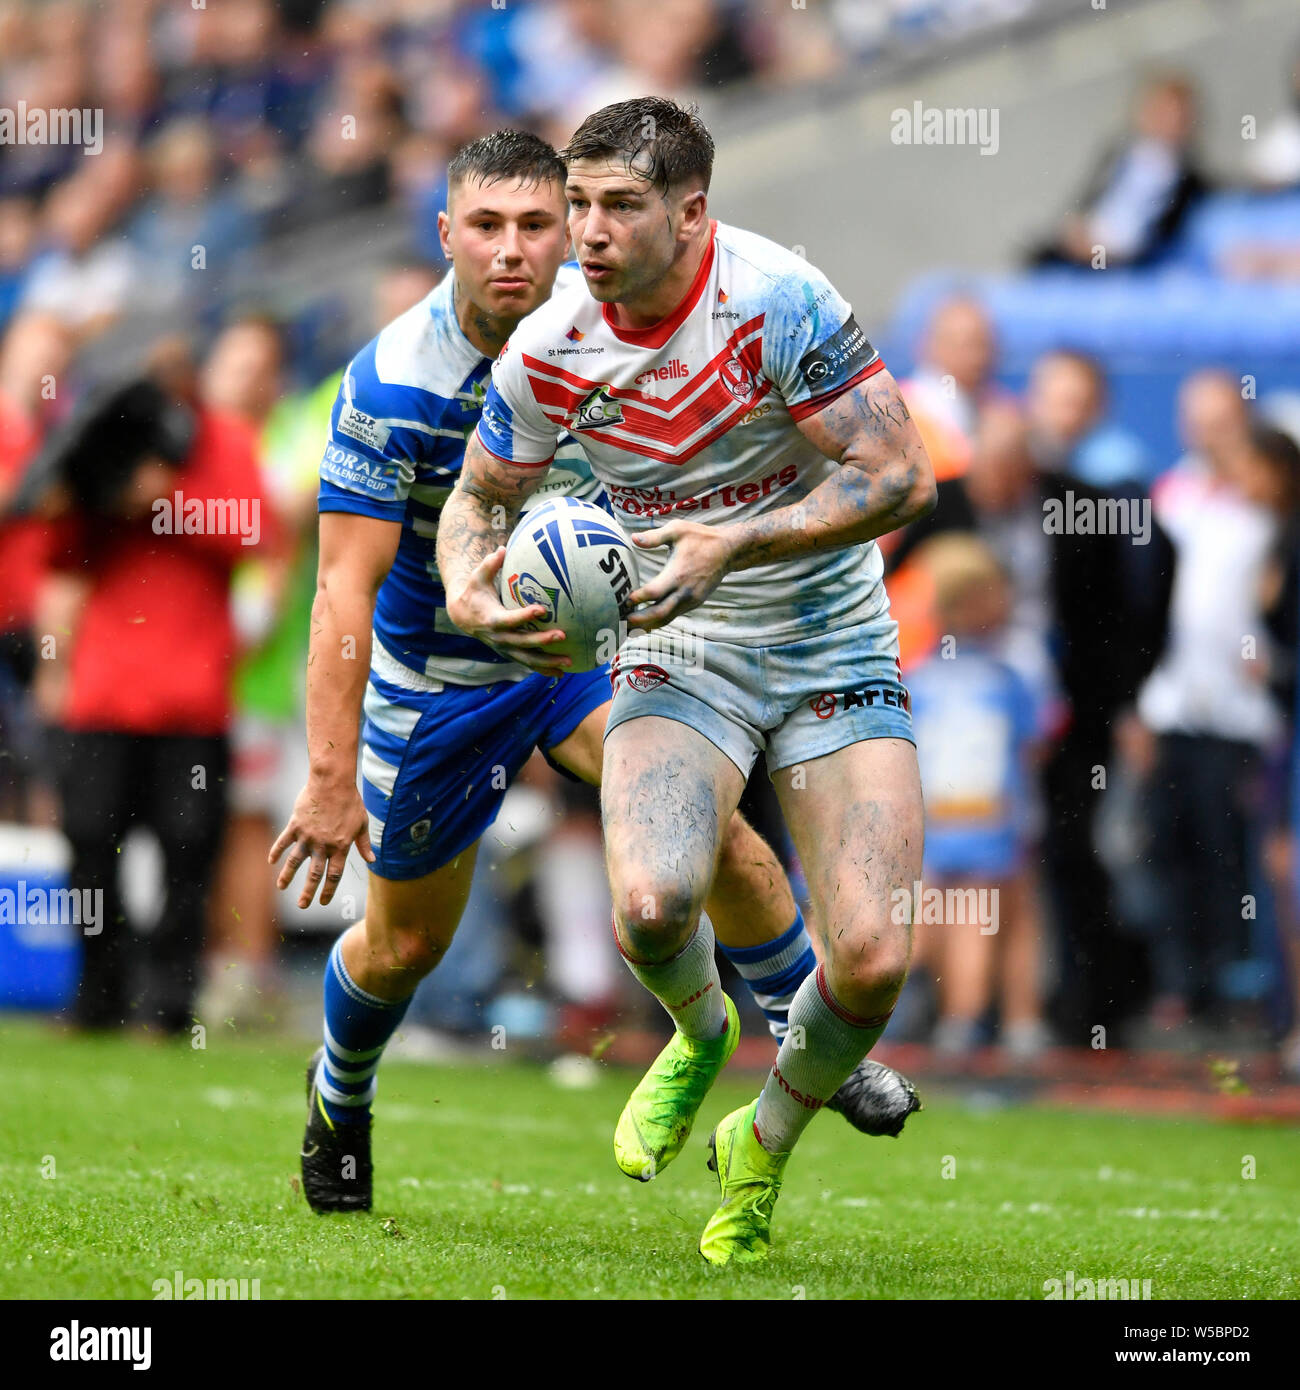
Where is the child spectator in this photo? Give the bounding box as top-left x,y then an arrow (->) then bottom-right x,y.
905,533 -> 1051,1060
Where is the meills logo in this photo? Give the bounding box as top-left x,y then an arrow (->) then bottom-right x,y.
634,360 -> 689,386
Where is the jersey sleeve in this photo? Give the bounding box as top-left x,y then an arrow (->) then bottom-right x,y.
473,337 -> 561,468
761,260 -> 885,422
317,345 -> 417,522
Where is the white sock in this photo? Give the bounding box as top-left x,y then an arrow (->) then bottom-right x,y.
754,964 -> 892,1153
618,914 -> 727,1041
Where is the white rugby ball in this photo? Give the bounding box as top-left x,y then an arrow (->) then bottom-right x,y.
499,497 -> 638,672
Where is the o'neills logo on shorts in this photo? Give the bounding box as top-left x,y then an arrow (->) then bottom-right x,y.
623,664 -> 670,692
809,682 -> 910,720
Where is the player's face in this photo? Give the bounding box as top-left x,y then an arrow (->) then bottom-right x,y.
565,157 -> 685,304
440,175 -> 570,321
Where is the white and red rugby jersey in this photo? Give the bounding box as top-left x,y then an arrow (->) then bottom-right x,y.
476,221 -> 892,644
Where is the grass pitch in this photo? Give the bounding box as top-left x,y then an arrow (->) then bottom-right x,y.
5,1014 -> 1297,1300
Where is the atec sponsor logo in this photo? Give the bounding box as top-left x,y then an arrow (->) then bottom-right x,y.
809,681 -> 910,718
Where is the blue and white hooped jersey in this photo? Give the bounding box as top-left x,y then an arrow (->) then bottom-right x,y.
318,267 -> 602,687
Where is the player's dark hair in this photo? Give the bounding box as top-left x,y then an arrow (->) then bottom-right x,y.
447,130 -> 567,197
562,97 -> 714,194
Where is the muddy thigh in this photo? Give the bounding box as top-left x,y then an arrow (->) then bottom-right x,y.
772,737 -> 924,1019
601,716 -> 745,963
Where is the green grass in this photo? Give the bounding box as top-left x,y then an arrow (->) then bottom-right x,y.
4,1014 -> 1297,1300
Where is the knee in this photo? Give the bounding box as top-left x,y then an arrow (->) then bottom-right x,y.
366,924 -> 445,983
614,878 -> 702,963
823,925 -> 910,1016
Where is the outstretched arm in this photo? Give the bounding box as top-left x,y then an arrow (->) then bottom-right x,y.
437,432 -> 572,675
269,510 -> 398,907
627,368 -> 935,629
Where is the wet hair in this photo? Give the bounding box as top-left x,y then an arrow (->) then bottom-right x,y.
447,129 -> 567,198
562,97 -> 714,194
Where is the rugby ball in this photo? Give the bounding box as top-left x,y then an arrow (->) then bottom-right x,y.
499,497 -> 639,672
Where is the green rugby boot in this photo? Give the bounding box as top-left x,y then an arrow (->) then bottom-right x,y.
699,1099 -> 790,1266
614,993 -> 740,1181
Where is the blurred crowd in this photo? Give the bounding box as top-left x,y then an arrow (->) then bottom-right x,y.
877,60 -> 1300,1073
884,314 -> 1300,1071
0,0 -> 1048,349
1,3 -> 1299,1073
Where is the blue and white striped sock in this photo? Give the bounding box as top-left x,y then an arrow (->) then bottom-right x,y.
717,911 -> 816,1042
316,937 -> 412,1126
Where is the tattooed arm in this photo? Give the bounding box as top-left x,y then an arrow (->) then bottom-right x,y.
627,369 -> 935,629
730,368 -> 935,567
437,432 -> 572,674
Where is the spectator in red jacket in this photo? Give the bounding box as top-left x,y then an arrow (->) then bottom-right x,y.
35,332 -> 277,1034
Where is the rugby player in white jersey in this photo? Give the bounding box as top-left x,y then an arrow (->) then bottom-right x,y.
271,130 -> 918,1215
439,101 -> 936,1263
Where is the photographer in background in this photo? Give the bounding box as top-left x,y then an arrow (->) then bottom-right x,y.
25,334 -> 276,1034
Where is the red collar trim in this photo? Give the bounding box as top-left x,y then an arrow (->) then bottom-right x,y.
601,221 -> 717,349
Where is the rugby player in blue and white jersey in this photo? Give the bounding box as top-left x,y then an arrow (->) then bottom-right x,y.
439,104 -> 937,1263
270,131 -> 918,1215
